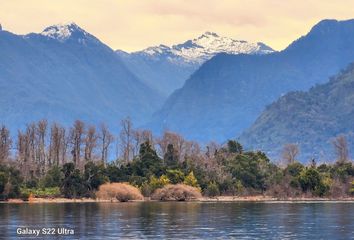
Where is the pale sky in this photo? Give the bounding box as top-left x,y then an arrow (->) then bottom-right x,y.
0,0 -> 353,52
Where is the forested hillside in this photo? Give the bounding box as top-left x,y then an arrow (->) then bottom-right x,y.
240,63 -> 354,161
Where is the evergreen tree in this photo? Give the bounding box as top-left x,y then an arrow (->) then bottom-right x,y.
132,141 -> 164,178
227,140 -> 243,154
164,144 -> 179,168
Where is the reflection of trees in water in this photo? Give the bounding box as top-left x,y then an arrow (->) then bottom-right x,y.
1,203 -> 354,238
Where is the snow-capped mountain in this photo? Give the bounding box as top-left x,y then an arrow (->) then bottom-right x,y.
0,23 -> 162,133
39,22 -> 100,45
139,31 -> 273,64
117,32 -> 274,96
149,19 -> 354,144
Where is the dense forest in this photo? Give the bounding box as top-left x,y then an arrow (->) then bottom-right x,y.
0,119 -> 353,200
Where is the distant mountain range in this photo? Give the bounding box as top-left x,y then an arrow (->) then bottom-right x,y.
240,63 -> 354,162
2,19 -> 354,161
116,32 -> 273,96
149,19 -> 354,143
0,23 -> 162,131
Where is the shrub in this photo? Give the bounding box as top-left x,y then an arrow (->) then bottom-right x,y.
151,184 -> 202,201
206,182 -> 220,197
184,172 -> 200,188
96,183 -> 143,202
140,181 -> 152,197
166,169 -> 185,184
299,168 -> 321,192
21,187 -> 61,198
61,163 -> 87,198
20,192 -> 30,201
40,166 -> 63,188
350,181 -> 354,195
149,175 -> 170,191
139,175 -> 170,197
25,178 -> 39,188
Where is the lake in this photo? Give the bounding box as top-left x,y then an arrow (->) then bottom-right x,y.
0,202 -> 353,239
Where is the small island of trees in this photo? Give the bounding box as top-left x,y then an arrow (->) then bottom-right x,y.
0,118 -> 353,201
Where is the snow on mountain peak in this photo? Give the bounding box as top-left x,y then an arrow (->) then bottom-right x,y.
134,32 -> 274,64
41,22 -> 88,42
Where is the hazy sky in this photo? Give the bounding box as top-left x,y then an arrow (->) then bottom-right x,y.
0,0 -> 353,52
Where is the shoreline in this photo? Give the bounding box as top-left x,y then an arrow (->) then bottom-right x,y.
3,196 -> 354,203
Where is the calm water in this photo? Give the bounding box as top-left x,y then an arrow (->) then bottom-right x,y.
0,202 -> 353,239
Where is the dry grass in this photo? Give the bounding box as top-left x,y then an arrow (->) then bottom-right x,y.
151,184 -> 202,201
96,183 -> 143,202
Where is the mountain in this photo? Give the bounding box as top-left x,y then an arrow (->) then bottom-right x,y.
116,32 -> 274,96
240,63 -> 354,162
149,19 -> 354,142
0,23 -> 162,132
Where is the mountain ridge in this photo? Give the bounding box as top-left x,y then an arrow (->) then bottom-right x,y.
0,23 -> 162,132
148,19 -> 354,142
116,32 -> 274,96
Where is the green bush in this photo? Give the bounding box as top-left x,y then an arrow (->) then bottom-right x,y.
166,169 -> 185,184
206,182 -> 220,197
149,175 -> 170,191
350,181 -> 354,195
21,187 -> 61,198
184,171 -> 200,188
40,166 -> 63,188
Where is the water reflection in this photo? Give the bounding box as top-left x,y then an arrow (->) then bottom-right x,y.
0,202 -> 353,239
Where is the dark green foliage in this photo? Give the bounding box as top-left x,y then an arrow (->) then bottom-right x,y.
131,141 -> 164,178
299,167 -> 321,192
1,140 -> 353,200
0,164 -> 23,199
225,151 -> 271,192
0,172 -> 6,195
25,178 -> 39,188
164,144 -> 179,168
206,182 -> 220,197
331,162 -> 354,182
105,163 -> 127,182
227,140 -> 243,154
298,167 -> 329,196
84,162 -> 108,191
40,166 -> 63,188
166,169 -> 185,184
61,163 -> 87,198
286,162 -> 304,177
241,63 -> 354,161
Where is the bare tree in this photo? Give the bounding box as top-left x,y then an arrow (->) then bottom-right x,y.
17,130 -> 31,180
60,127 -> 68,165
333,135 -> 349,163
70,120 -> 85,168
282,143 -> 299,165
0,125 -> 12,163
157,131 -> 185,160
99,124 -> 113,166
132,129 -> 153,157
84,125 -> 97,162
49,123 -> 62,166
26,123 -> 39,177
119,117 -> 133,162
36,120 -> 47,173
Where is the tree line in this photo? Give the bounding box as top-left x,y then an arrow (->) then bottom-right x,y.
0,119 -> 353,200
